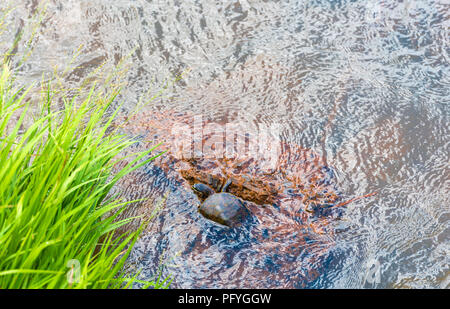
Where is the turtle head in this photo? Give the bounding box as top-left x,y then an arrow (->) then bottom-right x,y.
221,179 -> 232,192
192,183 -> 215,199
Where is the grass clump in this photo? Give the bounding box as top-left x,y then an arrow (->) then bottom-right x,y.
0,63 -> 166,289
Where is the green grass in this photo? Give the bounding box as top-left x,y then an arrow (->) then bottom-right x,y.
0,63 -> 168,289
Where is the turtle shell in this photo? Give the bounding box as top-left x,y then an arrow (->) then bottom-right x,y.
199,193 -> 249,228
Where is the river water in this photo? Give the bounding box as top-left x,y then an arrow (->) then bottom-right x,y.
2,0 -> 449,288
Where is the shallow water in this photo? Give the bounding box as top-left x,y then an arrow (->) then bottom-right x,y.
3,0 -> 449,288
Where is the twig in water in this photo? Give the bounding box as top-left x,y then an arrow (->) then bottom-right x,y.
329,192 -> 378,210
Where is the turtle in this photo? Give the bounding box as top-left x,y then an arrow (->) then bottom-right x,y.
192,179 -> 250,228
